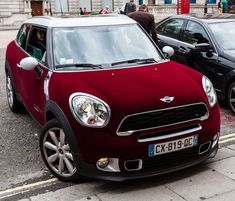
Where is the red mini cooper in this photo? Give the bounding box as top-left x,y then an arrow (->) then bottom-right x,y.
5,15 -> 220,182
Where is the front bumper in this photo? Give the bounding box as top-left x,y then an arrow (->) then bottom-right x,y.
73,140 -> 219,181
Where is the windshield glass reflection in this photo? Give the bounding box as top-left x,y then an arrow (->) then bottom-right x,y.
209,22 -> 235,50
53,24 -> 161,70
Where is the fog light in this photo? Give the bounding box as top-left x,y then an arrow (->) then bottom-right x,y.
97,157 -> 109,168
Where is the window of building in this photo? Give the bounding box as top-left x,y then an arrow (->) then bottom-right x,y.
54,0 -> 68,13
165,0 -> 172,4
190,0 -> 196,3
148,0 -> 156,4
207,0 -> 216,3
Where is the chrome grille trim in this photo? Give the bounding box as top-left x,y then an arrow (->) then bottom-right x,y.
116,102 -> 209,136
138,124 -> 202,142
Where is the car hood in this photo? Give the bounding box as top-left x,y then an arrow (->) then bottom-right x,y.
49,61 -> 206,119
223,50 -> 235,63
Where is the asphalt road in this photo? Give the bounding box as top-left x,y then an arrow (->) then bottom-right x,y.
0,47 -> 234,196
0,48 -> 49,191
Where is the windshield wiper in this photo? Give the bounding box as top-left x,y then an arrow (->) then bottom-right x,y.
55,63 -> 103,69
111,58 -> 156,66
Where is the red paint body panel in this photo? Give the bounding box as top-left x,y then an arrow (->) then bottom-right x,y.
5,16 -> 220,181
6,41 -> 48,124
48,61 -> 220,163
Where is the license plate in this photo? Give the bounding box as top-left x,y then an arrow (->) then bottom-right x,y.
149,135 -> 198,157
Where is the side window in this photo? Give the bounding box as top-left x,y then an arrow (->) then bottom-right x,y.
26,27 -> 47,63
16,24 -> 31,50
183,21 -> 210,45
157,19 -> 184,40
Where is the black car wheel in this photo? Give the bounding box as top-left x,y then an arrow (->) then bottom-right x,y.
40,119 -> 81,182
228,81 -> 235,114
6,72 -> 24,113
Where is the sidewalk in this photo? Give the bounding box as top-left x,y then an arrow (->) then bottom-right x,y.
0,30 -> 17,49
19,146 -> 235,201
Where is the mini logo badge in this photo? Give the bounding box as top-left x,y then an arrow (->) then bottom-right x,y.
160,96 -> 174,103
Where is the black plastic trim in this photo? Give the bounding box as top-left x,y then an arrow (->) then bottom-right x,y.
73,142 -> 219,181
45,101 -> 81,156
5,60 -> 22,103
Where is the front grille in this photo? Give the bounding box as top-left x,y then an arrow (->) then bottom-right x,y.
117,103 -> 208,135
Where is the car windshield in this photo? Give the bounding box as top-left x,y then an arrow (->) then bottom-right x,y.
52,24 -> 162,70
209,21 -> 235,50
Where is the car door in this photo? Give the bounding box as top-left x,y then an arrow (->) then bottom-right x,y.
178,20 -> 211,68
156,18 -> 185,62
179,20 -> 224,91
14,25 -> 49,124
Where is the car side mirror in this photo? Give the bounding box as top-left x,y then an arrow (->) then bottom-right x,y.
19,57 -> 42,79
162,46 -> 174,58
194,43 -> 211,52
19,57 -> 38,71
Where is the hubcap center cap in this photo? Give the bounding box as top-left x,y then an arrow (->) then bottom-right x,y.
58,148 -> 63,154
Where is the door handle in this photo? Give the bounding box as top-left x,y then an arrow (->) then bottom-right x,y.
179,47 -> 187,54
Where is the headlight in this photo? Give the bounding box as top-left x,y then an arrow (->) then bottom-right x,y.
69,93 -> 111,127
202,76 -> 217,107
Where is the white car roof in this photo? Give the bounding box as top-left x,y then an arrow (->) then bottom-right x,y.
24,15 -> 137,28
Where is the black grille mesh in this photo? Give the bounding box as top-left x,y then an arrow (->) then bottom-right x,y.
118,103 -> 208,133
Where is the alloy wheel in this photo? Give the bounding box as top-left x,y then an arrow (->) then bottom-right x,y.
228,81 -> 235,113
42,127 -> 77,177
6,75 -> 14,108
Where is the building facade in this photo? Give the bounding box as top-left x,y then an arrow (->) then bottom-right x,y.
0,0 -> 218,29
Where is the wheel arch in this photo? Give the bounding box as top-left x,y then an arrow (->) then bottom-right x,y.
5,60 -> 16,90
45,100 -> 81,155
224,70 -> 235,101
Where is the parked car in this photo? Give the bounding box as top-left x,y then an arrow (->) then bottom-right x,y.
5,15 -> 220,182
156,13 -> 235,114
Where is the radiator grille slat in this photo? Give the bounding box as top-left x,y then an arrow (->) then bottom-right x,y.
117,103 -> 208,134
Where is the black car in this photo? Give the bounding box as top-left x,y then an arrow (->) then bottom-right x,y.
156,13 -> 235,114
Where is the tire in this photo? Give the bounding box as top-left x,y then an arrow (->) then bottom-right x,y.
5,72 -> 24,113
227,81 -> 235,114
40,119 -> 81,182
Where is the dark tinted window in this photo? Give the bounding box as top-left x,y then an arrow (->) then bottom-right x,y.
157,19 -> 184,40
16,24 -> 31,50
26,27 -> 47,62
183,21 -> 210,45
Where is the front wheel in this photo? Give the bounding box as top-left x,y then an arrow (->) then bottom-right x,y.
227,81 -> 235,114
40,119 -> 81,182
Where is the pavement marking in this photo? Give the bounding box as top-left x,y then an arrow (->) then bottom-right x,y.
0,134 -> 235,199
219,133 -> 235,144
219,133 -> 235,140
219,137 -> 235,145
0,178 -> 58,199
